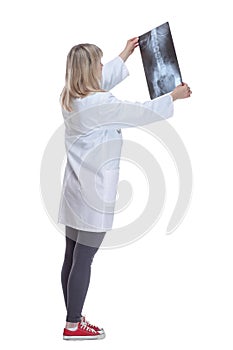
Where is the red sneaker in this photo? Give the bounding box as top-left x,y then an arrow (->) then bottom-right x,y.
63,321 -> 105,340
81,316 -> 105,335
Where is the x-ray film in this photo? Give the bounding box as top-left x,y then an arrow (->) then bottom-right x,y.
139,22 -> 182,99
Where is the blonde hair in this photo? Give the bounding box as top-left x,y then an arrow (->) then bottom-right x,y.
60,44 -> 104,112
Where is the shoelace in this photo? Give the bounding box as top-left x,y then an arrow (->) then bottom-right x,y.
80,321 -> 97,333
82,316 -> 99,330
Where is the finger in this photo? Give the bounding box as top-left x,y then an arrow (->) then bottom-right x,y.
131,37 -> 139,43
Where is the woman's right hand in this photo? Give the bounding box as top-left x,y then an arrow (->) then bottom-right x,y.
170,83 -> 192,101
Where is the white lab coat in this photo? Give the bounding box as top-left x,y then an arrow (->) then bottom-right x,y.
57,56 -> 174,232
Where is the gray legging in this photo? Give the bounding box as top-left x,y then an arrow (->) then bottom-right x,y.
61,226 -> 106,323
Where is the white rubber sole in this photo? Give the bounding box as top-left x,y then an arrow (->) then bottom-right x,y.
63,333 -> 105,341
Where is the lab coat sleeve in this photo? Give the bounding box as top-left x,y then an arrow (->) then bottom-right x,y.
101,56 -> 129,91
65,93 -> 174,134
95,92 -> 174,130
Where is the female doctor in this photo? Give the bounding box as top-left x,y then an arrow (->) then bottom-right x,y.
58,37 -> 192,341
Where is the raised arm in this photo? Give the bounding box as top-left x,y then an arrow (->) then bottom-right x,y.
101,37 -> 139,91
65,77 -> 191,135
101,56 -> 129,91
65,92 -> 174,134
91,83 -> 191,131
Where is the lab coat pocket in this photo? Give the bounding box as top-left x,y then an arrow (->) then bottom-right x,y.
103,168 -> 120,204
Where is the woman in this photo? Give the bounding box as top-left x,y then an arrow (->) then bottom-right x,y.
58,37 -> 192,341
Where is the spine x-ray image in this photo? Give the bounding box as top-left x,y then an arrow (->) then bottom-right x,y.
139,22 -> 182,99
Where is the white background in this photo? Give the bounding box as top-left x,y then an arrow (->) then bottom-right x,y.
1,0 -> 233,349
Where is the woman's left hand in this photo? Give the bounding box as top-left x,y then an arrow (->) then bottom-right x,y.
119,37 -> 139,62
